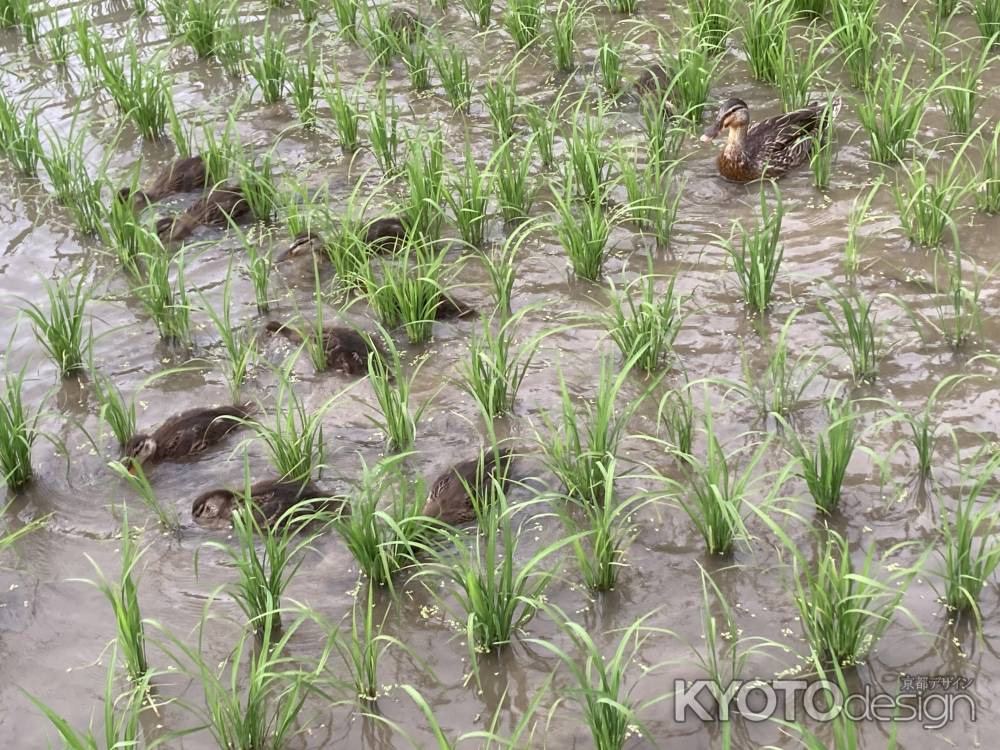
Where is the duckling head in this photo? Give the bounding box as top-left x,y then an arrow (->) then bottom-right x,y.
701,98 -> 749,142
192,488 -> 238,526
123,434 -> 157,473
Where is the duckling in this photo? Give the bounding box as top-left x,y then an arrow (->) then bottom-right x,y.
117,155 -> 208,209
277,216 -> 408,262
191,478 -> 338,529
123,404 -> 250,473
421,449 -> 516,526
265,320 -> 384,375
633,63 -> 672,102
155,184 -> 252,243
700,97 -> 841,182
435,293 -> 476,320
389,7 -> 425,37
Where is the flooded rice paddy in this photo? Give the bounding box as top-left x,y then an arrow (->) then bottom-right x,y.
1,0 -> 1000,747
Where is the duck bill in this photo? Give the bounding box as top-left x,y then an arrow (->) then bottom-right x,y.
700,120 -> 723,142
126,461 -> 138,476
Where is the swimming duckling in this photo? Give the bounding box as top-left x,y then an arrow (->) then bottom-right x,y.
277,216 -> 409,262
191,478 -> 339,529
117,155 -> 208,209
435,294 -> 476,320
123,404 -> 250,473
156,184 -> 251,243
421,449 -> 516,526
389,7 -> 425,37
265,320 -> 384,375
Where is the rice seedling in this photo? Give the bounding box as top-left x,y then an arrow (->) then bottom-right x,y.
973,0 -> 1000,40
461,0 -> 493,28
791,0 -> 826,14
603,269 -> 684,373
246,368 -> 329,484
640,94 -> 687,165
92,373 -> 136,449
492,137 -> 537,223
234,148 -> 279,223
80,509 -> 148,682
43,19 -> 71,66
0,367 -> 41,491
40,126 -> 105,235
0,0 -> 36,43
809,96 -> 838,191
976,121 -> 1000,213
892,157 -> 973,248
200,461 -> 327,637
297,0 -> 320,22
483,72 -> 519,142
419,469 -> 575,656
662,32 -> 718,124
104,207 -> 160,279
819,289 -> 883,383
183,0 -> 227,57
657,386 -> 695,460
528,606 -> 670,750
605,0 -> 636,12
743,0 -> 793,83
596,31 -> 624,98
320,216 -> 376,290
331,0 -> 359,40
95,41 -> 171,139
325,74 -> 361,152
929,241 -> 987,349
199,267 -> 259,399
367,333 -> 431,453
564,106 -> 612,204
447,144 -> 489,247
857,55 -> 937,164
618,147 -> 685,245
368,77 -> 400,173
844,179 -> 881,273
481,219 -> 531,312
0,92 -> 42,176
549,0 -> 581,72
721,184 -> 784,312
398,27 -> 433,91
560,458 -> 650,590
830,0 -> 879,89
938,43 -> 993,134
331,454 -> 434,588
108,460 -> 181,532
197,117 -> 237,185
156,0 -> 185,36
247,26 -> 289,104
536,355 -> 649,505
773,33 -> 831,112
215,22 -> 249,76
135,248 -> 191,346
402,129 -> 447,239
524,98 -> 559,170
504,0 -> 543,48
360,4 -> 399,66
550,180 -> 614,281
937,448 -> 1000,623
290,42 -> 319,127
279,179 -> 329,241
72,7 -> 101,78
21,272 -> 91,379
459,307 -> 547,418
784,394 -> 859,514
1,498 -> 47,554
430,36 -> 473,112
686,0 -> 734,56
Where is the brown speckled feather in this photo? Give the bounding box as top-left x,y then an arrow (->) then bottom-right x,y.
422,449 -> 515,526
151,405 -> 249,460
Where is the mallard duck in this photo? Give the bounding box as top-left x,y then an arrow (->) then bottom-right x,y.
277,216 -> 409,262
421,449 -> 516,526
265,320 -> 384,375
156,184 -> 251,243
123,405 -> 250,473
117,156 -> 208,209
191,478 -> 340,529
700,98 -> 840,182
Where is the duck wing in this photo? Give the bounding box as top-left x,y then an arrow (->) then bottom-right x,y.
747,106 -> 824,167
154,406 -> 247,457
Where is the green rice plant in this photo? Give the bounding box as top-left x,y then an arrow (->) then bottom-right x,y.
528,606 -> 670,750
418,472 -> 576,655
550,180 -> 614,281
892,157 -> 973,247
1,498 -> 47,554
360,4 -> 399,66
743,0 -> 793,83
458,307 -> 547,418
44,19 -> 71,66
247,26 -> 289,103
331,0 -> 359,39
398,27 -> 433,91
564,106 -> 612,204
234,148 -> 279,223
72,7 -> 101,77
809,95 -> 837,190
297,0 -> 320,22
331,454 -> 433,588
605,0 -> 636,12
324,74 -> 360,151
461,0 -> 493,27
80,509 -> 148,682
603,269 -> 684,373
95,41 -> 172,139
0,0 -> 36,42
40,126 -> 105,235
21,272 -> 91,378
105,211 -> 162,279
246,367 -> 329,484
0,367 -> 41,491
481,219 -> 531,312
774,33 -> 832,112
686,0 -> 734,55
197,117 -> 237,185
857,55 -> 937,164
559,459 -> 650,590
156,0 -> 185,37
549,0 -> 581,72
938,43 -> 993,134
0,92 -> 42,175
367,333 -> 430,453
492,136 -> 537,223
430,36 -> 473,111
447,143 -> 489,247
973,0 -> 1000,40
92,373 -> 136,449
524,100 -> 558,169
830,0 -> 879,89
108,461 -> 182,532
617,146 -> 685,245
368,77 -> 400,172
657,386 -> 694,460
135,248 -> 191,346
937,449 -> 1000,623
640,94 -> 687,164
320,215 -> 376,290
976,121 -> 1000,213
790,0 -> 826,14
199,265 -> 259,399
279,179 -> 329,240
183,0 -> 227,57
783,394 -> 858,514
596,31 -> 624,98
819,289 -> 883,382
290,42 -> 319,127
483,72 -> 519,142
844,179 -> 881,273
402,129 -> 447,239
720,184 -> 784,312
536,354 -> 649,505
215,22 -> 249,76
663,32 -> 718,124
504,0 -> 543,48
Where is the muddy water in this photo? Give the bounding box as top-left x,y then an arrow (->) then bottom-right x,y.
1,1 -> 999,748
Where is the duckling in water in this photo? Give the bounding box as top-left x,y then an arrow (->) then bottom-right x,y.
156,184 -> 252,243
422,449 -> 516,526
117,155 -> 208,209
123,404 -> 250,473
265,320 -> 384,375
191,478 -> 339,529
389,7 -> 425,36
277,216 -> 409,262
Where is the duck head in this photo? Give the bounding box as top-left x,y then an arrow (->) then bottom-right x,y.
192,488 -> 238,526
700,98 -> 750,142
123,434 -> 157,473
